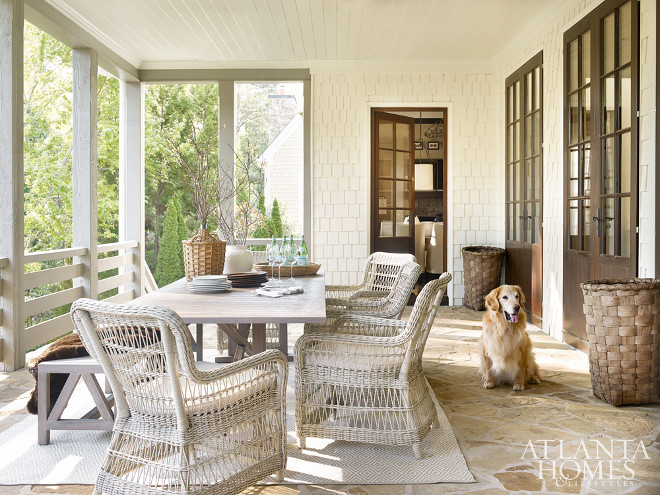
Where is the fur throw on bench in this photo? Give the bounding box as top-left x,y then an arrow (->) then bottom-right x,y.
26,333 -> 89,415
26,326 -> 164,415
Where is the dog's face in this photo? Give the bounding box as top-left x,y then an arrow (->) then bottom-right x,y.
485,285 -> 526,323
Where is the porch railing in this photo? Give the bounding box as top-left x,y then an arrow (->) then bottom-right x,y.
0,237 -> 292,367
16,240 -> 139,358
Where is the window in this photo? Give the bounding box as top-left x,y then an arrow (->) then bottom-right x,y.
564,0 -> 637,259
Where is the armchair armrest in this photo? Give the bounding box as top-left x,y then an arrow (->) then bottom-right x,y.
347,290 -> 390,301
330,314 -> 407,337
181,350 -> 289,407
325,284 -> 366,299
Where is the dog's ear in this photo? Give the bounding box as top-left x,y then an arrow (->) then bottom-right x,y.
515,285 -> 526,307
485,287 -> 500,312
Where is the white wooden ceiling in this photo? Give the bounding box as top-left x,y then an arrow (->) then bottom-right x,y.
37,0 -> 568,70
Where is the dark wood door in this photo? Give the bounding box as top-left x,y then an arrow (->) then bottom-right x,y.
371,111 -> 415,254
563,0 -> 638,350
505,53 -> 543,323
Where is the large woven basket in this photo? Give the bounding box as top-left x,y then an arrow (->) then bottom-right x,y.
182,228 -> 226,282
581,278 -> 660,406
462,246 -> 505,310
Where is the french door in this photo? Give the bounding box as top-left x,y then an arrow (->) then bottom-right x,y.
563,0 -> 639,349
505,53 -> 543,323
371,111 -> 415,254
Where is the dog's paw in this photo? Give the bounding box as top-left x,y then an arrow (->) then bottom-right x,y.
483,380 -> 495,389
530,375 -> 541,384
513,382 -> 525,391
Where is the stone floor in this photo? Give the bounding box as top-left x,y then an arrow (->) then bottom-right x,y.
0,306 -> 658,495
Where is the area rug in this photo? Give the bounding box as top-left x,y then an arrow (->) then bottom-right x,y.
0,367 -> 473,485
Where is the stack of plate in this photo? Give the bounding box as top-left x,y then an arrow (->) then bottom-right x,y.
227,271 -> 268,288
187,275 -> 232,293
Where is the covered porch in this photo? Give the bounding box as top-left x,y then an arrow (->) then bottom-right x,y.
0,0 -> 659,493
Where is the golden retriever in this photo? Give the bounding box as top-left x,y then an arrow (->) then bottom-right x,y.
479,285 -> 541,391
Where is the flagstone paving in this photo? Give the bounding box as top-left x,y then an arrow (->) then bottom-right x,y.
1,306 -> 658,494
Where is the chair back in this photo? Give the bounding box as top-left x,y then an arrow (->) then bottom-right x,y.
71,298 -> 197,428
400,273 -> 452,378
362,252 -> 417,292
380,259 -> 423,318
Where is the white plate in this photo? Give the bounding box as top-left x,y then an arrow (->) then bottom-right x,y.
188,287 -> 230,293
193,275 -> 228,281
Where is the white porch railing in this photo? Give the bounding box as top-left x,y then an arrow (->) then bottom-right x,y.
19,240 -> 139,356
0,237 -> 293,368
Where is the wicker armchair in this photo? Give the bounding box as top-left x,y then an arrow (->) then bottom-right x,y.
71,299 -> 288,495
305,256 -> 422,333
294,273 -> 452,459
325,251 -> 417,300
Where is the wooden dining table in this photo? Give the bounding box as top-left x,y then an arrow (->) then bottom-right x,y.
132,271 -> 326,362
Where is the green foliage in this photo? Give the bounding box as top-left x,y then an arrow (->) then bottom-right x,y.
23,23 -> 119,328
144,83 -> 219,272
154,198 -> 186,287
270,199 -> 284,238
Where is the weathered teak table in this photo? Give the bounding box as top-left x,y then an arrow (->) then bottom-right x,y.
133,271 -> 326,362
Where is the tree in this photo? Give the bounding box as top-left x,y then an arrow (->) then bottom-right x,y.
154,198 -> 186,287
270,199 -> 283,238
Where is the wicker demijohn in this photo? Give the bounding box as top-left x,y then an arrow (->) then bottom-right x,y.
182,228 -> 226,281
580,278 -> 660,406
461,246 -> 505,310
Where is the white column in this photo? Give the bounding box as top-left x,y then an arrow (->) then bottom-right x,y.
0,0 -> 24,371
72,48 -> 99,300
218,81 -> 234,240
119,80 -> 145,296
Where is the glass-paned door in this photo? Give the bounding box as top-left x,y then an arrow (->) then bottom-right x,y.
505,52 -> 543,322
563,0 -> 638,349
372,111 -> 415,254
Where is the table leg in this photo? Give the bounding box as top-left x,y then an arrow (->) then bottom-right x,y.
252,323 -> 266,354
278,323 -> 293,362
195,323 -> 203,361
215,323 -> 253,363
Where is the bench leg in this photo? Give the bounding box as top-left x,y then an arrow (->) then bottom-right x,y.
38,368 -> 50,445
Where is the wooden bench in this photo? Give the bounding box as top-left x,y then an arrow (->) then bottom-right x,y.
37,355 -> 115,445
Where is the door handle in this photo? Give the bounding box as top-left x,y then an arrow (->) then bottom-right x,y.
592,208 -> 601,237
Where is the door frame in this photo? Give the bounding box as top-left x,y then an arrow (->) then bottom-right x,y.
369,105 -> 449,280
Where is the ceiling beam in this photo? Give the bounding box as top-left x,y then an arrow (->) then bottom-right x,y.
139,68 -> 310,83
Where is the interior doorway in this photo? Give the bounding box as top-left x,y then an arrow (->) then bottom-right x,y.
370,107 -> 448,288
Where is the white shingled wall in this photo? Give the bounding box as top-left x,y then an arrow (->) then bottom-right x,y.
310,69 -> 503,304
638,0 -> 657,278
497,0 -> 657,340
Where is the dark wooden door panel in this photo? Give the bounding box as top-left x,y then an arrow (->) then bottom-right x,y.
505,53 -> 543,323
563,252 -> 591,343
371,111 -> 415,256
562,0 -> 638,350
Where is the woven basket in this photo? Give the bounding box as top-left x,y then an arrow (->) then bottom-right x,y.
462,246 -> 505,310
182,228 -> 226,282
580,278 -> 660,406
253,261 -> 321,277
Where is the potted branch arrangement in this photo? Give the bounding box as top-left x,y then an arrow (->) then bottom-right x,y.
160,98 -> 266,276
216,145 -> 266,274
160,113 -> 227,281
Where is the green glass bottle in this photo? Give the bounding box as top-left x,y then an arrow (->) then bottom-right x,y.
298,234 -> 308,266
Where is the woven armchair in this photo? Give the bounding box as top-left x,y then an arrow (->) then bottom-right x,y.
295,272 -> 451,459
71,299 -> 288,495
305,256 -> 422,333
325,251 -> 417,300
